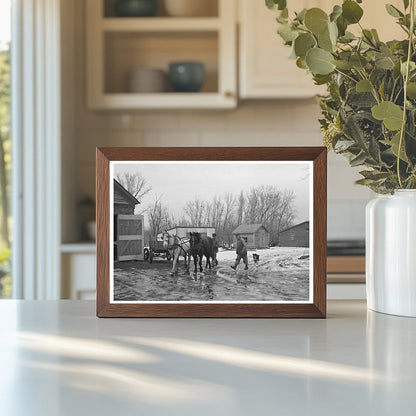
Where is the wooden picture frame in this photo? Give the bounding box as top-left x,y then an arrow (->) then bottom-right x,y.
96,147 -> 327,318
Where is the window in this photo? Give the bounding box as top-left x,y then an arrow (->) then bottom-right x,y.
0,0 -> 11,298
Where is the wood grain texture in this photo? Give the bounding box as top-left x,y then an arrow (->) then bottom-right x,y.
96,147 -> 327,318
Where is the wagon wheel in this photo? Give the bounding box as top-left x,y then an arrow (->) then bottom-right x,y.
149,249 -> 154,264
166,250 -> 171,261
144,248 -> 150,261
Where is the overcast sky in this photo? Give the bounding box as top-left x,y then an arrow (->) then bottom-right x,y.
113,162 -> 311,223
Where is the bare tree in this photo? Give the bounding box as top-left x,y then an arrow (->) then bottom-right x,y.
221,193 -> 235,244
181,186 -> 296,245
184,198 -> 207,227
209,196 -> 225,231
243,186 -> 296,243
147,196 -> 171,238
275,190 -> 297,237
236,191 -> 245,226
115,172 -> 152,201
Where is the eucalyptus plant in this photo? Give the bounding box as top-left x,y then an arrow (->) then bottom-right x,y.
267,0 -> 416,193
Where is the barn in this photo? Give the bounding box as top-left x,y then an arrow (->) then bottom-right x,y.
232,224 -> 269,249
278,221 -> 309,247
160,226 -> 216,239
113,179 -> 144,261
114,179 -> 139,215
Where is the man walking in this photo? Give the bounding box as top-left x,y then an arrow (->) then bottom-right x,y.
231,234 -> 248,270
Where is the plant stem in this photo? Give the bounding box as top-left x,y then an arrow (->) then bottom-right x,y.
397,0 -> 415,188
334,68 -> 358,84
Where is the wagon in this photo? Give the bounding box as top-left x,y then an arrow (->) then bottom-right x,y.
144,240 -> 172,263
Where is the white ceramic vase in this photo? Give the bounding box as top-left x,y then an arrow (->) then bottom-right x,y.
366,190 -> 416,317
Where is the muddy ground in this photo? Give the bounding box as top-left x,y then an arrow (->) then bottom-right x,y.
113,247 -> 310,302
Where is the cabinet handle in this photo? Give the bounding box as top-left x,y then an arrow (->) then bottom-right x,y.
225,91 -> 234,99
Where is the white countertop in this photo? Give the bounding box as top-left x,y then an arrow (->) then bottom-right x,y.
0,300 -> 415,415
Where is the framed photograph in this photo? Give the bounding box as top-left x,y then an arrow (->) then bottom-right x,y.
96,147 -> 327,318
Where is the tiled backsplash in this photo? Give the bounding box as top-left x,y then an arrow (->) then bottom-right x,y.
71,100 -> 374,241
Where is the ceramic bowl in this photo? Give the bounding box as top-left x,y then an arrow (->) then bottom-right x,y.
128,68 -> 167,93
114,0 -> 158,17
168,62 -> 205,92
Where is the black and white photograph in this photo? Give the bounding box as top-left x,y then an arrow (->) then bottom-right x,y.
110,161 -> 313,304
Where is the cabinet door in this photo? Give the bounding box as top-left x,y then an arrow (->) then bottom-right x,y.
358,0 -> 404,41
239,0 -> 405,99
239,0 -> 326,99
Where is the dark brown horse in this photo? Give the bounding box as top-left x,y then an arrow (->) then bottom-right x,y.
189,232 -> 214,273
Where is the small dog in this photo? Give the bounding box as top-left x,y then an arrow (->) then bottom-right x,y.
252,254 -> 260,263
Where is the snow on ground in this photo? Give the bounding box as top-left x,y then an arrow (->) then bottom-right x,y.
216,246 -> 310,273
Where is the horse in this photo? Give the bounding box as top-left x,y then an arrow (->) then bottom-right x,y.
189,232 -> 214,273
162,232 -> 191,275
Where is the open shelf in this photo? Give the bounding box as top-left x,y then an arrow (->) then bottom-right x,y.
104,31 -> 218,94
87,0 -> 236,109
101,17 -> 221,32
91,93 -> 234,109
103,0 -> 219,18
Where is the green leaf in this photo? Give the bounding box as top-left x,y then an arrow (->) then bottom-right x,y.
318,27 -> 334,52
304,8 -> 329,35
306,48 -> 335,75
296,8 -> 307,23
371,29 -> 380,42
342,0 -> 364,24
330,5 -> 342,22
355,178 -> 377,186
328,21 -> 338,44
313,74 -> 332,85
350,54 -> 368,70
350,152 -> 368,167
360,170 -> 391,181
369,136 -> 382,163
403,0 -> 410,10
336,15 -> 348,36
363,29 -> 376,46
372,101 -> 404,131
385,4 -> 404,18
401,61 -> 416,76
277,23 -> 298,43
294,33 -> 316,58
356,79 -> 372,92
407,82 -> 416,99
339,31 -> 356,43
375,55 -> 395,70
334,140 -> 355,152
344,114 -> 368,148
333,60 -> 353,70
266,0 -> 287,11
382,132 -> 409,162
296,57 -> 308,69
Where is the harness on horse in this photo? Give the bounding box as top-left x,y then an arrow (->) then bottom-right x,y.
165,232 -> 189,252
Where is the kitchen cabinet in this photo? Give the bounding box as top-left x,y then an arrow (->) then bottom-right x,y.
238,0 -> 404,99
61,244 -> 96,300
239,0 -> 325,99
86,0 -> 237,109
